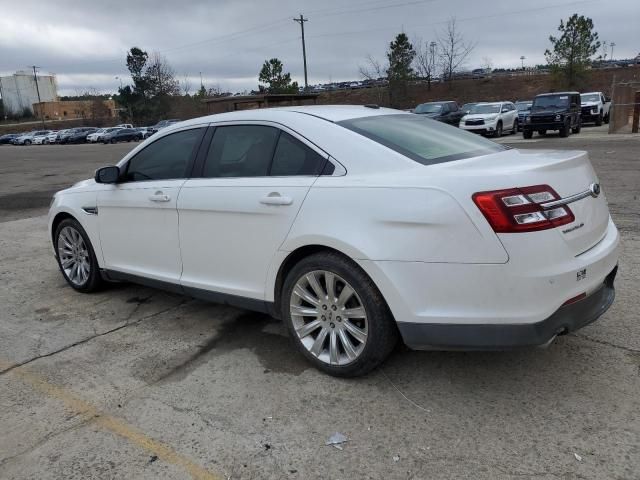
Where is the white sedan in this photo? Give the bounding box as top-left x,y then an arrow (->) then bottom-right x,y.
459,101 -> 519,137
32,131 -> 54,144
48,106 -> 619,376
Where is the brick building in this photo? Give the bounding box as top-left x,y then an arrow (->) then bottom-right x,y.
32,99 -> 117,121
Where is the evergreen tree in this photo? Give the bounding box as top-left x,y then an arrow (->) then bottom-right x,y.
545,14 -> 600,88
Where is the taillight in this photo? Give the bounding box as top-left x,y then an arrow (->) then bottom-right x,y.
472,184 -> 575,233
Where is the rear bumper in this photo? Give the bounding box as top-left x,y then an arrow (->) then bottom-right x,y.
397,266 -> 616,349
359,217 -> 620,350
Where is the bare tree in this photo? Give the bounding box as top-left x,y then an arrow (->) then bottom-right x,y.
358,54 -> 388,105
181,74 -> 192,96
481,56 -> 493,73
414,37 -> 438,90
437,17 -> 476,82
358,54 -> 386,81
145,51 -> 180,96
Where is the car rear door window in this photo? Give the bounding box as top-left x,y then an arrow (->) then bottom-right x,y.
270,132 -> 327,176
123,128 -> 204,181
203,125 -> 279,178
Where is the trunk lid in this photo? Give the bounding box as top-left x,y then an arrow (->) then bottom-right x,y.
430,149 -> 610,256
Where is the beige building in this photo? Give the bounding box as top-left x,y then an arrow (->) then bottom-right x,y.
33,99 -> 117,121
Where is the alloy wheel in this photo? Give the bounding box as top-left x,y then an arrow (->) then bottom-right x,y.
290,270 -> 368,366
57,226 -> 90,286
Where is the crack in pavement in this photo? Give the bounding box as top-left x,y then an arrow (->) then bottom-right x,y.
0,413 -> 97,468
0,300 -> 188,377
571,332 -> 640,354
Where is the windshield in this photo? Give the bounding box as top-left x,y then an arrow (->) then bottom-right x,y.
461,103 -> 476,112
533,95 -> 570,110
414,103 -> 442,114
581,94 -> 599,103
516,102 -> 532,111
338,114 -> 505,166
470,104 -> 501,114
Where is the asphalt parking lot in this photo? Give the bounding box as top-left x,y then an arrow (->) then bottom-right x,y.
1,126 -> 639,479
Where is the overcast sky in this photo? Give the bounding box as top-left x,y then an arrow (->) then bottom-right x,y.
1,0 -> 638,95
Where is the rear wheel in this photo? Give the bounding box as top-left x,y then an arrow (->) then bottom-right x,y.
523,129 -> 533,139
54,218 -> 103,293
604,112 -> 610,124
511,120 -> 518,134
572,120 -> 582,134
24,139 -> 31,146
282,252 -> 398,377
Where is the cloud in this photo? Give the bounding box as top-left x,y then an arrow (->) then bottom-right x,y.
0,0 -> 637,95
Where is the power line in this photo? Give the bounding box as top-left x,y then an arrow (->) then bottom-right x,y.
304,0 -> 598,41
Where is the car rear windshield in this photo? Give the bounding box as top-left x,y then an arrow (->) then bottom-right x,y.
338,114 -> 505,165
516,102 -> 532,111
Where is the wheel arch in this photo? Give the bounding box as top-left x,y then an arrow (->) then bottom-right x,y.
50,211 -> 77,244
271,244 -> 388,320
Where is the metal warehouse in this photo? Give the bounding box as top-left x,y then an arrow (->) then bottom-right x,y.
0,70 -> 58,116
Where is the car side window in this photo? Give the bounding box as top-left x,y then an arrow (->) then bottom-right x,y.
203,125 -> 279,178
123,128 -> 204,182
270,132 -> 327,176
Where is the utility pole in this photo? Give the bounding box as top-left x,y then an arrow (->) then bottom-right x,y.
293,14 -> 309,90
31,65 -> 45,128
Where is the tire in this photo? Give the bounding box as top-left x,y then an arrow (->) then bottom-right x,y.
572,120 -> 582,134
512,120 -> 518,134
559,121 -> 569,137
43,139 -> 49,145
493,121 -> 503,138
604,112 -> 610,124
111,138 -> 116,144
523,129 -> 533,139
54,218 -> 103,293
24,140 -> 31,146
595,112 -> 603,126
538,129 -> 547,135
281,251 -> 398,377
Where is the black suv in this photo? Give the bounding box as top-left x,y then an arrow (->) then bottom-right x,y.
522,92 -> 581,138
413,101 -> 464,126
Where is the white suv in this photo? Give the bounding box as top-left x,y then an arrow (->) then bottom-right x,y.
460,101 -> 519,137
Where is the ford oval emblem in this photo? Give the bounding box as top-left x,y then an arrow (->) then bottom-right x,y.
589,183 -> 601,198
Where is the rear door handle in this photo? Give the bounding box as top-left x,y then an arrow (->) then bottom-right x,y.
260,192 -> 293,206
149,191 -> 171,202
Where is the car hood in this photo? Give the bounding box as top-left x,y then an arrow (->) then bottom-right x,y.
463,114 -> 498,120
581,102 -> 598,107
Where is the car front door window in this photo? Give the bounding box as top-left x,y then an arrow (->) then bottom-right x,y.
124,128 -> 204,182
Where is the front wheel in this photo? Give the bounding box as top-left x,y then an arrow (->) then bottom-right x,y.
54,218 -> 103,292
493,122 -> 503,138
512,120 -> 518,134
282,252 -> 398,377
523,129 -> 533,139
595,112 -> 603,126
572,121 -> 582,134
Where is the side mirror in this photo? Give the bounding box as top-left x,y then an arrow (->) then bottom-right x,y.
95,166 -> 120,184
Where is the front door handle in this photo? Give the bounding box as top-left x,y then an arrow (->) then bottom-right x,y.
260,192 -> 293,206
149,191 -> 171,202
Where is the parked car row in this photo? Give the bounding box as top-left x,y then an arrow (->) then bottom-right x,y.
0,121 -> 179,146
412,90 -> 611,139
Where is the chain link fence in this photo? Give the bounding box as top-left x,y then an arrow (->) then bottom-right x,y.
609,80 -> 640,134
